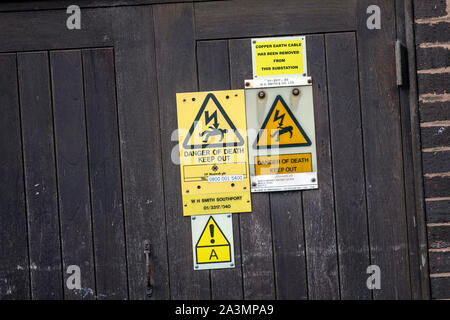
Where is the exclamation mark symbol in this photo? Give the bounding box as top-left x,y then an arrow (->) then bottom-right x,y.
210,224 -> 215,244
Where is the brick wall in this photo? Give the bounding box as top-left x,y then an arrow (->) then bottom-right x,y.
414,0 -> 450,300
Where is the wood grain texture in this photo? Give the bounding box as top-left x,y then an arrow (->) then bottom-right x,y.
270,192 -> 308,300
325,33 -> 371,300
17,51 -> 63,299
112,6 -> 169,299
302,34 -> 339,300
83,48 -> 128,299
194,0 -> 357,40
0,9 -> 114,53
0,0 -> 209,12
154,3 -> 211,299
357,0 -> 411,299
0,53 -> 30,300
197,40 -> 244,300
229,38 -> 275,300
50,50 -> 96,299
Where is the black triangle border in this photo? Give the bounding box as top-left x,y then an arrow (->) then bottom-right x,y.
253,95 -> 312,149
183,93 -> 245,149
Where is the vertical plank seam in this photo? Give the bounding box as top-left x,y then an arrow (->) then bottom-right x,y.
48,50 -> 66,300
111,46 -> 131,300
394,0 -> 416,299
226,39 -> 245,300
300,192 -> 309,299
322,35 -> 341,300
80,49 -> 98,299
408,0 -> 432,298
152,5 -> 172,299
227,39 -> 247,300
354,31 -> 374,300
15,52 -> 32,300
194,40 -> 213,300
268,194 -> 278,299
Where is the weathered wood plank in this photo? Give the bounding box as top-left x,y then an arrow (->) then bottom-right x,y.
397,0 -> 431,299
197,40 -> 244,300
0,9 -> 114,53
82,48 -> 128,300
270,192 -> 308,300
0,53 -> 30,300
112,6 -> 169,299
357,0 -> 411,299
194,0 -> 357,40
50,50 -> 96,299
0,0 -> 209,12
17,51 -> 63,299
229,38 -> 275,300
302,34 -> 339,300
325,33 -> 371,300
153,3 -> 211,299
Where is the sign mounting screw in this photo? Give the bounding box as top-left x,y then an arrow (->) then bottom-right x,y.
258,91 -> 265,99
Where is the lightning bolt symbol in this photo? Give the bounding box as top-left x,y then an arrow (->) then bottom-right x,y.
205,110 -> 219,128
273,110 -> 285,128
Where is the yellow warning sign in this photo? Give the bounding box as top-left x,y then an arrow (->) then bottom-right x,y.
254,95 -> 311,149
253,37 -> 306,77
255,153 -> 312,175
176,90 -> 251,216
196,216 -> 231,264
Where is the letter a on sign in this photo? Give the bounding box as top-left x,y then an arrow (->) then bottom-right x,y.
254,95 -> 311,149
191,214 -> 234,270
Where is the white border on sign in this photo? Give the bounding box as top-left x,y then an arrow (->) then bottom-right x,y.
191,214 -> 235,271
251,35 -> 308,79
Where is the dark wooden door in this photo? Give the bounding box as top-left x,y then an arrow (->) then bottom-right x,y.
0,0 -> 426,300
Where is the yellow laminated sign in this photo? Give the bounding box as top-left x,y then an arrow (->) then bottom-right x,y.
176,90 -> 251,216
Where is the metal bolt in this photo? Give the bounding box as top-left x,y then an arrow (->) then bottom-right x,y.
230,263 -> 234,267
307,78 -> 313,84
252,182 -> 257,187
227,214 -> 231,218
192,216 -> 196,220
311,178 -> 316,182
195,265 -> 199,269
258,91 -> 265,99
292,88 -> 300,96
245,82 -> 251,87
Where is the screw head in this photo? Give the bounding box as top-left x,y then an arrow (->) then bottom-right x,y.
245,82 -> 251,87
292,88 -> 300,96
258,91 -> 265,99
307,78 -> 313,84
311,178 -> 316,183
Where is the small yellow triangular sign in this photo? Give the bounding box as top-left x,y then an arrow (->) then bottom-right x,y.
254,95 -> 311,149
196,216 -> 230,247
183,94 -> 244,149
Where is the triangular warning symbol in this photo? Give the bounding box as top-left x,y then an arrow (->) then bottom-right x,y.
183,94 -> 244,149
196,216 -> 230,247
254,95 -> 311,149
